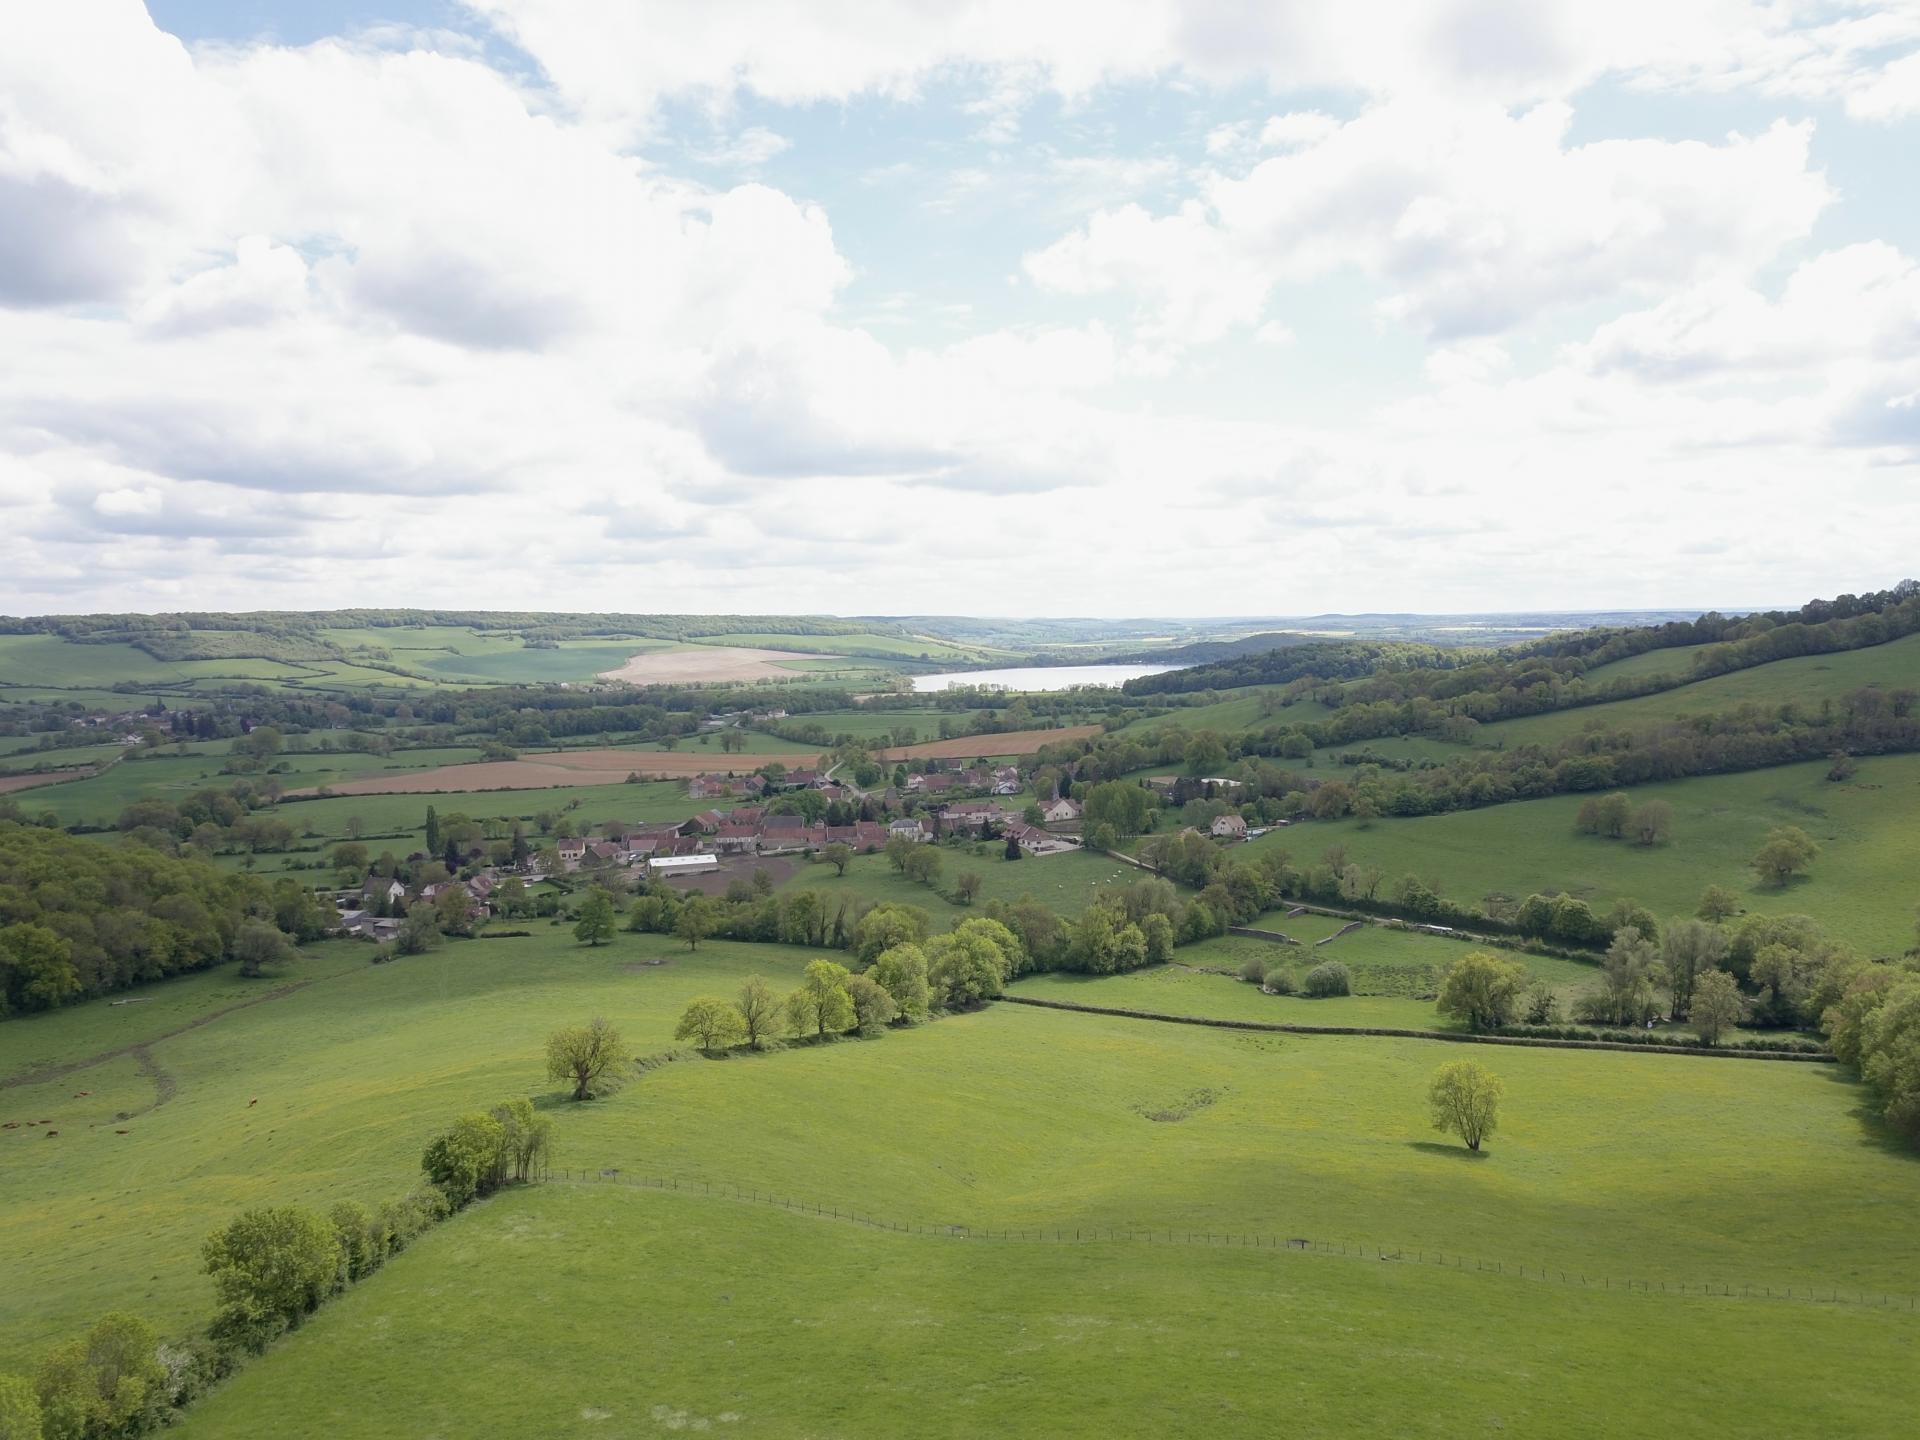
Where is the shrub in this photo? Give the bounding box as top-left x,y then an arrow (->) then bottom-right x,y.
1304,961 -> 1351,998
1263,968 -> 1297,996
1238,955 -> 1268,984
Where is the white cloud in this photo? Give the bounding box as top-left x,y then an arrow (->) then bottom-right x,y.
0,2 -> 1914,616
1034,101 -> 1829,342
1022,203 -> 1274,348
463,0 -> 1920,129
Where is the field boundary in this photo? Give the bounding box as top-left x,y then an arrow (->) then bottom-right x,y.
997,994 -> 1835,1062
552,1170 -> 1915,1313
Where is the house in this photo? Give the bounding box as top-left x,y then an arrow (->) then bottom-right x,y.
991,766 -> 1022,795
360,876 -> 408,909
783,769 -> 825,789
1040,796 -> 1082,824
622,833 -> 665,863
681,810 -> 725,835
1005,822 -> 1072,856
688,774 -> 737,800
825,821 -> 889,852
914,772 -> 960,795
586,840 -> 623,863
713,823 -> 760,855
1211,814 -> 1249,840
888,817 -> 928,843
556,836 -> 588,863
939,800 -> 1010,835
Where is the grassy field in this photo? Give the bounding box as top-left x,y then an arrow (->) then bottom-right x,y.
1581,641 -> 1718,683
779,848 -> 1142,920
7,929 -> 1919,1433
694,631 -> 1001,662
1486,632 -> 1920,748
757,708 -> 974,743
1120,688 -> 1310,733
1245,754 -> 1920,956
173,1181 -> 1919,1440
0,934 -> 830,1366
22,747 -> 487,826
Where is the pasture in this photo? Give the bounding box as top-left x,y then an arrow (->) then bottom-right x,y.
779,847 -> 1142,918
1246,754 -> 1920,957
1484,631 -> 1920,748
174,1182 -> 1919,1440
6,928 -> 1918,1434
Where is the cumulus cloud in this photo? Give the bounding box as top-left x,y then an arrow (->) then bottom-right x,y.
463,0 -> 1920,129
1032,101 -> 1830,342
0,2 -> 1913,615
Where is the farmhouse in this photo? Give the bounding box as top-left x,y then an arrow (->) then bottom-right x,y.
1040,796 -> 1082,824
1211,814 -> 1249,840
556,836 -> 588,863
888,817 -> 928,842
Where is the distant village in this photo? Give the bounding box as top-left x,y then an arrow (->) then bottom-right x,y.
329,757 -> 1094,942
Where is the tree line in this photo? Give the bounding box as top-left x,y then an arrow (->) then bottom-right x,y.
0,823 -> 324,1016
0,1097 -> 548,1439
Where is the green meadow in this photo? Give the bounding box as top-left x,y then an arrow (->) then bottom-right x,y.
5,922 -> 1918,1432
779,848 -> 1143,919
174,1182 -> 1918,1440
1246,754 -> 1920,957
1485,631 -> 1920,748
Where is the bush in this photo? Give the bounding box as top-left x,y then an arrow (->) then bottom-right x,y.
1263,968 -> 1297,995
1304,961 -> 1351,998
1237,955 -> 1268,984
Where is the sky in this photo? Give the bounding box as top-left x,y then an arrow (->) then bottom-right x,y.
3,2 -> 1919,619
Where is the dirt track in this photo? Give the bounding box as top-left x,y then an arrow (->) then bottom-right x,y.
289,726 -> 1102,798
598,646 -> 834,684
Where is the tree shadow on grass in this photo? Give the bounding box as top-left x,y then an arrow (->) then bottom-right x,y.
1813,1067 -> 1920,1163
1407,1140 -> 1492,1161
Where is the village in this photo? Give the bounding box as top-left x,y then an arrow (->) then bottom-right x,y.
327,757 -> 1096,941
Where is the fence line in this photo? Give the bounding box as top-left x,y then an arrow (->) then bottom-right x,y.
997,995 -> 1835,1062
547,1169 -> 1916,1314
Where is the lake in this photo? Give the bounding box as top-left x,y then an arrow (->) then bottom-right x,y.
911,664 -> 1175,693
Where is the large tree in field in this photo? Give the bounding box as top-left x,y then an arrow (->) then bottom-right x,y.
573,889 -> 616,946
674,996 -> 746,1053
1428,1061 -> 1503,1153
1752,825 -> 1819,888
233,918 -> 295,978
546,1017 -> 625,1100
1434,950 -> 1528,1031
822,842 -> 853,876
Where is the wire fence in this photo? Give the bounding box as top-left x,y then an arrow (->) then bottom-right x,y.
549,1168 -> 1918,1314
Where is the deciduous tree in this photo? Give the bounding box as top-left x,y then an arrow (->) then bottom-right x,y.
545,1017 -> 624,1100
786,959 -> 855,1039
202,1208 -> 340,1347
573,889 -> 616,946
736,976 -> 781,1049
1428,1061 -> 1503,1153
1752,825 -> 1819,888
1435,950 -> 1528,1031
675,996 -> 747,1052
1691,969 -> 1744,1046
869,944 -> 931,1020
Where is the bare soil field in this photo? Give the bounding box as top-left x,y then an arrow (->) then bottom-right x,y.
0,768 -> 95,796
598,646 -> 834,684
288,726 -> 1100,797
